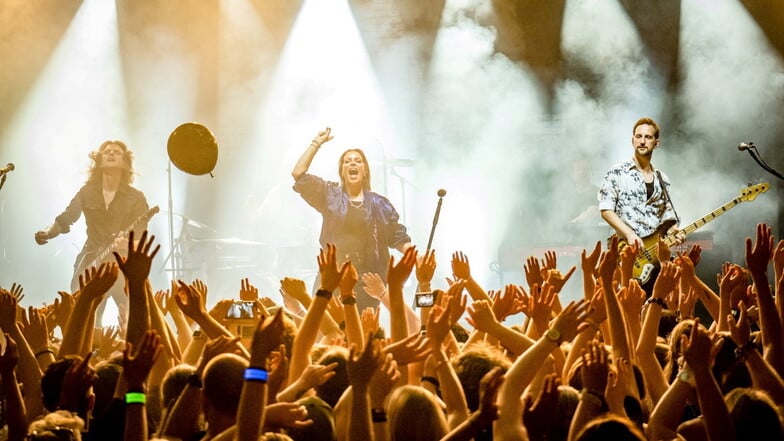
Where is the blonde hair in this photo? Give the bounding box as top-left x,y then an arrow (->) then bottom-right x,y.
388,385 -> 447,441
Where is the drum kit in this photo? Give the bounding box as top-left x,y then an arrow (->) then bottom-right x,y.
162,123 -> 317,290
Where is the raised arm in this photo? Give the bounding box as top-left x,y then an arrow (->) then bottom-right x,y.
289,244 -> 349,381
114,230 -> 160,347
745,223 -> 784,373
236,309 -> 285,441
292,127 -> 333,180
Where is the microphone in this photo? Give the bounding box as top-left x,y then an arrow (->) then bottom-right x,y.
0,163 -> 14,175
426,189 -> 447,252
738,142 -> 754,151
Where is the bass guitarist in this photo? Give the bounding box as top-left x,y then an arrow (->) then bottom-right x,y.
35,140 -> 150,325
598,117 -> 685,288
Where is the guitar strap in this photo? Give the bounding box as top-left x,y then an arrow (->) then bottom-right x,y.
656,169 -> 680,226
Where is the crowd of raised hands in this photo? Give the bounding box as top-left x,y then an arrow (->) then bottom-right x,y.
1,223 -> 784,441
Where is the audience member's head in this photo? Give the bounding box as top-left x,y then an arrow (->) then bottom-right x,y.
387,385 -> 448,441
41,356 -> 94,415
202,353 -> 247,420
315,347 -> 349,408
284,396 -> 336,441
27,410 -> 85,441
575,415 -> 646,441
725,387 -> 784,441
452,342 -> 510,411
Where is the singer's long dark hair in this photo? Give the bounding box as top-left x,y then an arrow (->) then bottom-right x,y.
87,140 -> 135,185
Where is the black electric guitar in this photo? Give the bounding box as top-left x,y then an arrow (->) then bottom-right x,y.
616,183 -> 769,284
74,205 -> 160,274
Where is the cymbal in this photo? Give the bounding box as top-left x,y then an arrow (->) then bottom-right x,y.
196,237 -> 266,246
160,209 -> 216,231
372,158 -> 415,168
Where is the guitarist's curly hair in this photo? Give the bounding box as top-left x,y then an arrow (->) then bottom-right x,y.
87,140 -> 135,185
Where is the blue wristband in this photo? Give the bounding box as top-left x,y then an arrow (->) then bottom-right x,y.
244,367 -> 268,383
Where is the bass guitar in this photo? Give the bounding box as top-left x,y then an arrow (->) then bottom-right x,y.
75,205 -> 160,274
617,183 -> 769,284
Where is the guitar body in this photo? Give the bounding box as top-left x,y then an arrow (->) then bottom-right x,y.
73,206 -> 160,277
611,183 -> 769,285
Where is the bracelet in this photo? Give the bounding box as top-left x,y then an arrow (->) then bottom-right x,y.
244,367 -> 269,383
642,297 -> 668,309
125,392 -> 146,405
580,388 -> 606,408
188,374 -> 203,388
310,141 -> 321,148
315,289 -> 332,299
371,408 -> 387,423
734,341 -> 761,360
35,348 -> 55,358
421,376 -> 440,389
341,296 -> 357,305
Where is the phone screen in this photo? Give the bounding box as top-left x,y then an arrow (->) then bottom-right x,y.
226,301 -> 255,319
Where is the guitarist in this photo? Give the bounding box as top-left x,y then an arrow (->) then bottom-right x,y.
35,140 -> 150,325
598,117 -> 685,289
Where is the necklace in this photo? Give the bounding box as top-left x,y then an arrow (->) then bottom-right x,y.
349,199 -> 364,209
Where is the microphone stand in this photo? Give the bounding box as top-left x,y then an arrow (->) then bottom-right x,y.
742,143 -> 784,181
426,191 -> 446,253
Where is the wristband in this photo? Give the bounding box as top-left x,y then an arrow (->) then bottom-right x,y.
371,408 -> 387,423
421,376 -> 440,388
35,348 -> 55,358
338,321 -> 346,331
315,289 -> 332,299
734,341 -> 761,360
643,297 -> 668,309
125,392 -> 146,405
244,367 -> 269,383
341,296 -> 357,305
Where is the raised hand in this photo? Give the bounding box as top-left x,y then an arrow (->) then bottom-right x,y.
361,273 -> 387,300
360,307 -> 380,336
474,367 -> 504,426
746,223 -> 774,277
369,353 -> 400,409
681,319 -> 723,374
543,250 -> 558,271
0,290 -> 18,331
20,306 -> 49,354
347,337 -> 382,391
598,237 -> 620,287
299,362 -> 339,391
466,299 -> 499,333
318,244 -> 350,293
426,303 -> 453,348
491,284 -> 518,322
249,309 -> 285,367
0,333 -> 19,373
173,281 -> 208,321
651,261 -> 681,304
8,283 -> 24,303
544,266 -> 576,294
524,256 -> 545,289
79,262 -> 119,302
52,291 -> 75,332
58,353 -> 98,411
312,127 -> 334,146
382,332 -> 431,365
581,241 -> 602,280
95,326 -> 122,360
451,251 -> 473,281
338,261 -> 359,298
656,236 -> 671,266
416,249 -> 437,287
387,246 -> 417,289
523,373 -> 560,438
113,230 -> 160,284
727,301 -> 751,347
122,330 -> 162,390
240,278 -> 259,301
581,338 -> 609,394
548,299 -> 591,345
687,244 -> 702,268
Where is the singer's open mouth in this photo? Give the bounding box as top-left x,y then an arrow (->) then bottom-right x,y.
348,169 -> 359,177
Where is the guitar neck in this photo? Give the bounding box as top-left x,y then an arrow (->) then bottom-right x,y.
664,197 -> 743,246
